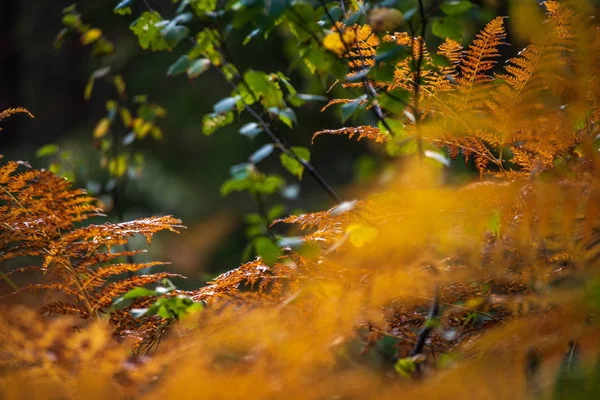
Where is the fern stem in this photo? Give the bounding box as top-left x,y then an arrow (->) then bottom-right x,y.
44,179 -> 101,321
0,184 -> 26,210
65,260 -> 101,321
412,286 -> 439,378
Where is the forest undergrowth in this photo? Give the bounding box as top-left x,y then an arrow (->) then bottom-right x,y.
1,0 -> 600,399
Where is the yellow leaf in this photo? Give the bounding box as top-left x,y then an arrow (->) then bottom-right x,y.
93,118 -> 110,139
150,125 -> 163,140
108,155 -> 128,178
133,118 -> 152,139
81,28 -> 102,45
464,297 -> 486,310
346,223 -> 378,247
84,77 -> 94,101
113,75 -> 126,96
120,108 -> 132,127
323,28 -> 356,56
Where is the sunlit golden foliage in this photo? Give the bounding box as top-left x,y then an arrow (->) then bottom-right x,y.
0,158 -> 183,347
2,1 -> 600,399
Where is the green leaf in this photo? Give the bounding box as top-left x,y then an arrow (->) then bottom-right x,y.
268,107 -> 297,128
341,96 -> 365,123
202,111 -> 234,135
167,55 -> 191,76
244,70 -> 284,108
254,237 -> 282,265
395,357 -> 417,378
254,175 -> 285,194
294,93 -> 328,102
267,204 -> 286,220
162,24 -> 189,48
440,1 -> 473,15
122,287 -> 156,299
213,96 -> 241,114
114,0 -> 134,11
243,28 -> 263,45
189,29 -> 222,64
321,6 -> 342,27
36,144 -> 60,158
432,16 -> 463,41
230,163 -> 251,180
186,58 -> 211,78
221,177 -> 250,196
239,122 -> 263,139
276,72 -> 296,95
248,143 -> 274,164
488,209 -> 501,236
130,12 -> 171,51
280,146 -> 310,179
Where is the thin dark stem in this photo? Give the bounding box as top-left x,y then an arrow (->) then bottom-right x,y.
412,286 -> 439,378
412,0 -> 428,160
166,12 -> 345,204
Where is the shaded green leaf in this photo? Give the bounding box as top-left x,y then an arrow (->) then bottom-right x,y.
167,55 -> 191,76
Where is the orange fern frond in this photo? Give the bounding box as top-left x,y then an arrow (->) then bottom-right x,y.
1,156 -> 185,343
312,126 -> 389,144
458,16 -> 506,89
321,97 -> 367,112
94,272 -> 184,309
0,108 -> 34,130
189,258 -> 296,305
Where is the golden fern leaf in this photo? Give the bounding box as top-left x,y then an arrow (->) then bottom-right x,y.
94,272 -> 184,309
459,16 -> 506,88
82,261 -> 170,289
438,38 -> 463,65
189,258 -> 296,305
0,108 -> 33,130
312,126 -> 389,144
321,98 -> 363,112
40,301 -> 91,318
1,156 -> 185,344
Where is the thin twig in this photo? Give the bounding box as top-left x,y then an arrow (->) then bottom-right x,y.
412,286 -> 439,377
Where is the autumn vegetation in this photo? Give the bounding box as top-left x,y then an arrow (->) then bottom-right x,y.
1,0 -> 600,398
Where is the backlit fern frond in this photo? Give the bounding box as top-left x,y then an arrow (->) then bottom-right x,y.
324,23 -> 388,90
458,16 -> 506,90
189,258 -> 296,305
0,157 -> 184,342
0,107 -> 33,130
321,97 -> 367,112
312,126 -> 389,144
273,201 -> 365,245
